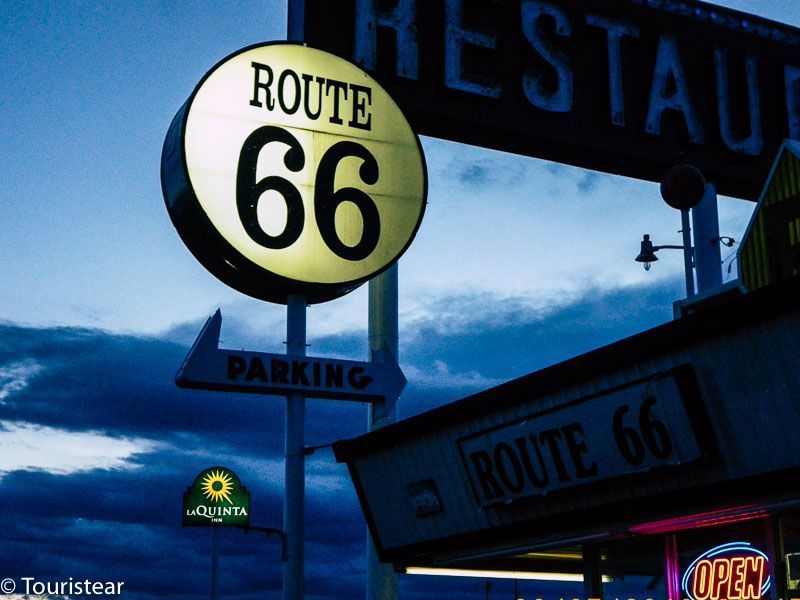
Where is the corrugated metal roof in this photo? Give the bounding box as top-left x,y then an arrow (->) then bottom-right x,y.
739,140 -> 800,290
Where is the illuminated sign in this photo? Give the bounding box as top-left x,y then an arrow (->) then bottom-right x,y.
682,542 -> 771,600
161,43 -> 427,304
183,466 -> 250,527
297,0 -> 800,199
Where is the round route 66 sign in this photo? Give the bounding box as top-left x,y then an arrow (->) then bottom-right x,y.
161,42 -> 427,304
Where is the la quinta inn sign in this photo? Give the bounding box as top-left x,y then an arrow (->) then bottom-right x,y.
183,467 -> 251,527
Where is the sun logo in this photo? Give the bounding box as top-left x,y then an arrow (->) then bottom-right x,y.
201,469 -> 235,504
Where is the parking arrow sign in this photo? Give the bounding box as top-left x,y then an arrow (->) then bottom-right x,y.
176,310 -> 406,402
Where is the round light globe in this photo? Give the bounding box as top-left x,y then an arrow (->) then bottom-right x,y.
660,164 -> 706,210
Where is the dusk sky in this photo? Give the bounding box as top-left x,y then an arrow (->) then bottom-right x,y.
2,1 -> 799,599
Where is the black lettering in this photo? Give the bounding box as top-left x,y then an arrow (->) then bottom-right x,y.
302,74 -> 325,120
325,363 -> 344,388
494,442 -> 525,493
271,359 -> 289,384
245,357 -> 268,382
348,83 -> 372,130
561,423 -> 598,479
227,355 -> 247,380
291,361 -> 310,385
539,428 -> 570,482
278,69 -> 301,115
348,367 -> 373,390
325,79 -> 349,125
250,62 -> 275,109
516,436 -> 549,488
313,362 -> 321,386
470,450 -> 504,500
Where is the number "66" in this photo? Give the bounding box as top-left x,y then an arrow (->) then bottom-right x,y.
236,125 -> 380,261
613,396 -> 673,465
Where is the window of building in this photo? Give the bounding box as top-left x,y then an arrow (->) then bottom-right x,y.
676,519 -> 776,600
600,536 -> 668,600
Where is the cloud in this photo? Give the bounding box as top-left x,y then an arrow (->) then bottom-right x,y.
0,420 -> 158,478
403,359 -> 504,390
0,359 -> 44,402
458,161 -> 490,185
448,157 -> 527,190
0,324 -> 295,454
0,322 -> 372,597
402,291 -> 558,337
545,162 -> 563,176
576,170 -> 601,194
0,278 -> 683,599
400,280 -> 678,382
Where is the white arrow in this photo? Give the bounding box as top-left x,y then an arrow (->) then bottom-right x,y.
176,310 -> 406,402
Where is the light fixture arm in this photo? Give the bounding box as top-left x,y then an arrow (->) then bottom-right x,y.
652,244 -> 687,251
714,236 -> 736,248
238,524 -> 288,561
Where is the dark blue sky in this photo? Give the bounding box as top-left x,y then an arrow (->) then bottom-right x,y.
0,280 -> 683,599
0,0 -> 761,335
1,0 -> 797,598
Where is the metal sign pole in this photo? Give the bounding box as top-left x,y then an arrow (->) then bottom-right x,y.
692,183 -> 723,293
284,294 -> 306,600
281,30 -> 308,600
287,0 -> 304,43
211,527 -> 219,600
680,209 -> 696,297
367,265 -> 399,600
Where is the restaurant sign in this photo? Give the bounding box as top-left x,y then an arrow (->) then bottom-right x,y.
297,0 -> 800,199
458,370 -> 701,508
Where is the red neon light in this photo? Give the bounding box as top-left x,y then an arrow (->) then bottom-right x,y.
630,507 -> 769,535
690,556 -> 766,600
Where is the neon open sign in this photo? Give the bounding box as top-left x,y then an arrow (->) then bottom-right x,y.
682,542 -> 771,600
